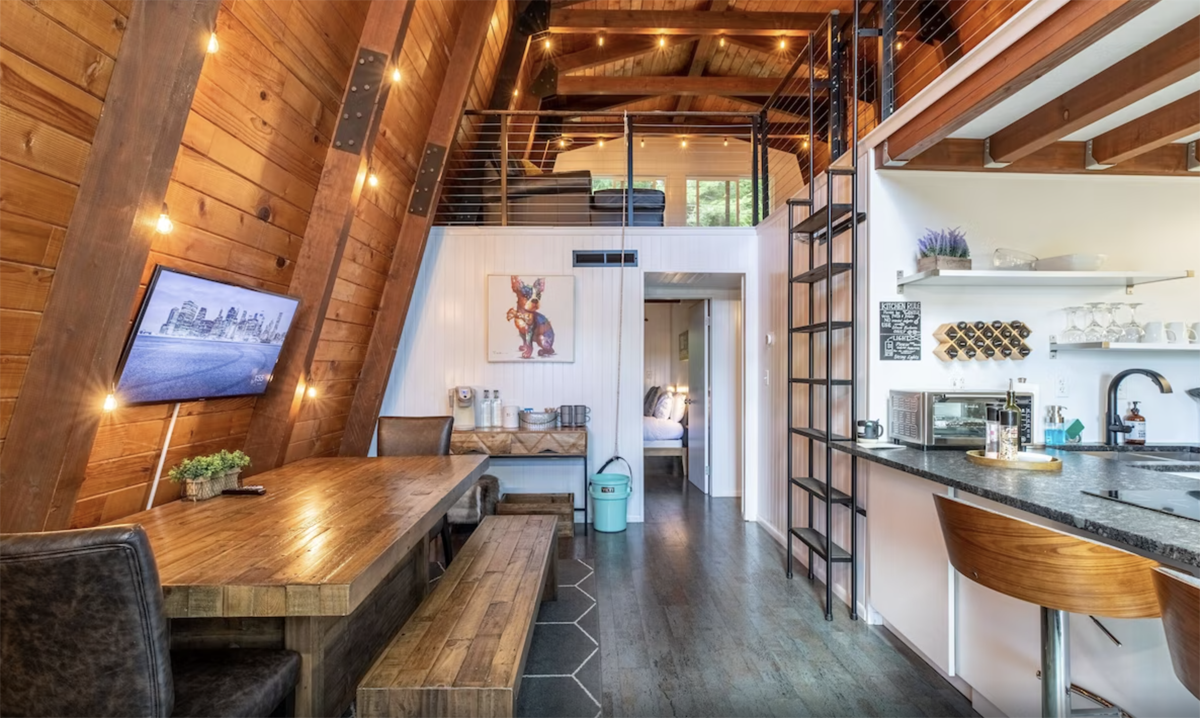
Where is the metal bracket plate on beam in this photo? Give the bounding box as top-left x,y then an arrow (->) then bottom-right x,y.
880,140 -> 908,167
1188,142 -> 1199,172
1084,140 -> 1113,171
333,49 -> 388,154
983,138 -> 1011,169
407,143 -> 447,217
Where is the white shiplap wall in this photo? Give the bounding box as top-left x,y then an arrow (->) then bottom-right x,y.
377,226 -> 760,523
644,303 -> 674,391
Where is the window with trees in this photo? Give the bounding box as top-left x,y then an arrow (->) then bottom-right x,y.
685,178 -> 756,227
591,177 -> 666,193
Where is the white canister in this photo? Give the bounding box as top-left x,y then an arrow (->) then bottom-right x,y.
501,405 -> 520,429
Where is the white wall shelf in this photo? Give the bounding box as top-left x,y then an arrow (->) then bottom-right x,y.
896,269 -> 1194,294
1048,340 -> 1200,359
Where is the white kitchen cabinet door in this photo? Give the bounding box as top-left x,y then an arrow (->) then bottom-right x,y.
867,464 -> 956,676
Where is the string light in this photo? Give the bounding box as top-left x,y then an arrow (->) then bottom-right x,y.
640,138 -> 645,149
658,35 -> 666,48
802,138 -> 809,150
513,87 -> 519,97
895,40 -> 904,50
103,392 -> 117,412
155,203 -> 174,234
718,35 -> 726,48
367,167 -> 379,187
559,138 -> 566,148
778,37 -> 787,50
598,138 -> 605,148
598,32 -> 606,47
544,38 -> 551,50
306,385 -> 317,398
680,138 -> 687,149
207,32 -> 219,54
723,137 -> 728,147
391,67 -> 401,82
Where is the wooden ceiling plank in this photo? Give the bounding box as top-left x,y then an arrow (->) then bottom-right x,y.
886,0 -> 1158,162
0,0 -> 222,533
675,0 -> 731,118
987,20 -> 1200,165
547,9 -> 825,36
889,137 -> 1197,177
340,1 -> 500,457
557,75 -> 793,96
553,36 -> 668,74
241,0 -> 417,475
1089,91 -> 1200,166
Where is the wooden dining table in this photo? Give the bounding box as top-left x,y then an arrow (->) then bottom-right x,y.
110,455 -> 490,718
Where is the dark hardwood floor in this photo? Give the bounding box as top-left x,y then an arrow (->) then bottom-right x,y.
566,458 -> 979,718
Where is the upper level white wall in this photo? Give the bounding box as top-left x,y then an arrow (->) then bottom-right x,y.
865,169 -> 1200,443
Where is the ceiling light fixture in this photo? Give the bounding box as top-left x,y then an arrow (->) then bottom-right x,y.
513,87 -> 519,97
658,35 -> 666,48
779,37 -> 787,50
718,35 -> 726,48
680,139 -> 687,148
895,40 -> 904,50
598,32 -> 606,47
155,203 -> 174,234
544,38 -> 551,50
802,139 -> 809,149
723,137 -> 728,147
207,32 -> 219,54
598,138 -> 605,148
640,138 -> 645,149
307,385 -> 317,398
103,392 -> 117,412
367,167 -> 379,187
391,67 -> 401,82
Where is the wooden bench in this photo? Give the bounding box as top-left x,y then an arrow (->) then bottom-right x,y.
357,514 -> 558,718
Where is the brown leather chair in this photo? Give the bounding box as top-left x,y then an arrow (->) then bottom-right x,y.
0,525 -> 300,717
933,495 -> 1161,718
376,416 -> 454,457
1153,566 -> 1200,701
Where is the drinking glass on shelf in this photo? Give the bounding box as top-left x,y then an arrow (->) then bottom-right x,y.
1061,307 -> 1086,343
1083,302 -> 1106,342
1120,302 -> 1145,343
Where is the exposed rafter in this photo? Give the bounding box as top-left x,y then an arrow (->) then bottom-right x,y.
986,20 -> 1200,165
557,75 -> 798,97
674,0 -> 731,119
552,36 -> 664,74
886,138 -> 1198,177
1089,92 -> 1200,167
548,9 -> 824,36
884,0 -> 1156,164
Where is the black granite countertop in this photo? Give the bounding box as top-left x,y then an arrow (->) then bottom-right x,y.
834,442 -> 1200,568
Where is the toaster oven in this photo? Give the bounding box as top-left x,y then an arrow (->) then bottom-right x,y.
888,390 -> 1034,449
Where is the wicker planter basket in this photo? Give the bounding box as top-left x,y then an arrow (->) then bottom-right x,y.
917,255 -> 971,272
182,471 -> 240,502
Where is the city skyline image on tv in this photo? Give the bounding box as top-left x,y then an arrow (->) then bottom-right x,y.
113,267 -> 300,404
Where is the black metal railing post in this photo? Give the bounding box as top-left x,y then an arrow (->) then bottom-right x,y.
829,16 -> 846,161
751,114 -> 760,225
499,114 -> 509,227
760,109 -> 770,220
882,0 -> 897,120
624,114 -> 634,227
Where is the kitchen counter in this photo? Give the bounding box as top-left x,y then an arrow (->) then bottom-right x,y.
834,442 -> 1200,567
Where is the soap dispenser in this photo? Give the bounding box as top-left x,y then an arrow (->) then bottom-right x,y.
1123,401 -> 1147,445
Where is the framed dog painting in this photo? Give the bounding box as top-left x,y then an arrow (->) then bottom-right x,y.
487,275 -> 576,362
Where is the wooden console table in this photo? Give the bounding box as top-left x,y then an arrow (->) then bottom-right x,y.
451,427 -> 589,531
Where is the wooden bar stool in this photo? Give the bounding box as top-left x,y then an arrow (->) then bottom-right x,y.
933,495 -> 1161,718
1152,567 -> 1199,700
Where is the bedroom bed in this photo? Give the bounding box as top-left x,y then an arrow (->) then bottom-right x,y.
642,388 -> 687,479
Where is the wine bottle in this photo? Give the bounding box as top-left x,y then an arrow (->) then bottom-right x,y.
1004,378 -> 1022,450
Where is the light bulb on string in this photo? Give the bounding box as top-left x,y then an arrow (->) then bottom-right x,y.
640,138 -> 645,149
680,138 -> 687,149
307,385 -> 318,398
103,392 -> 117,412
544,38 -> 551,51
658,35 -> 666,48
895,40 -> 904,50
598,32 -> 606,47
718,35 -> 726,48
367,167 -> 379,187
723,137 -> 728,147
559,138 -> 566,148
391,67 -> 401,82
156,203 -> 174,234
778,37 -> 787,50
598,138 -> 605,148
207,32 -> 219,54
513,87 -> 519,97
802,138 -> 809,150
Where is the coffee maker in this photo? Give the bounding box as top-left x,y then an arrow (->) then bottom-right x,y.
449,386 -> 477,430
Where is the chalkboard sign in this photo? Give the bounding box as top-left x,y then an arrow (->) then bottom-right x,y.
880,301 -> 921,361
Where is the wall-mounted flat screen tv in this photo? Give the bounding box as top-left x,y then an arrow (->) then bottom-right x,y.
113,267 -> 300,405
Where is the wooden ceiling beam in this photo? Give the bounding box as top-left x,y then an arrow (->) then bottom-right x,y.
885,0 -> 1156,164
0,0 -> 221,532
241,0 -> 416,474
724,34 -> 803,56
548,9 -> 824,36
1089,91 -> 1200,167
886,137 -> 1198,177
557,75 -> 796,97
341,1 -> 500,456
986,20 -> 1200,165
675,0 -> 731,119
551,36 -> 665,74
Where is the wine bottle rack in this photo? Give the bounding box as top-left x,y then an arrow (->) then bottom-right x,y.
934,321 -> 1032,361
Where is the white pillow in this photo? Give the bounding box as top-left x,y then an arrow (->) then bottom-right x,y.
652,391 -> 673,420
669,393 -> 687,423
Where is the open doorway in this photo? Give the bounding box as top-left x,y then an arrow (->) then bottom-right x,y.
642,274 -> 744,502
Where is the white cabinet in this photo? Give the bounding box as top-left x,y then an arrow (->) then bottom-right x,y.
866,464 -> 955,676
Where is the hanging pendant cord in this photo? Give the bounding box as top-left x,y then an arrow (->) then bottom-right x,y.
613,112 -> 629,457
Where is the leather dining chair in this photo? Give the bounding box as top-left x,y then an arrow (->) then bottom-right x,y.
1153,566 -> 1200,701
376,417 -> 499,568
0,525 -> 300,718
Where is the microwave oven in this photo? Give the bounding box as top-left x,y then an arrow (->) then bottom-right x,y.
888,390 -> 1034,449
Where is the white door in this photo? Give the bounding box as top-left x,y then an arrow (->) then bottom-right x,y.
687,301 -> 710,493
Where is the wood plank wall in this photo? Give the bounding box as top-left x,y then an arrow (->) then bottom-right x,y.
0,0 -> 128,457
0,0 -> 511,528
284,0 -> 512,464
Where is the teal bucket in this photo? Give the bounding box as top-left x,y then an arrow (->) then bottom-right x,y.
590,457 -> 632,533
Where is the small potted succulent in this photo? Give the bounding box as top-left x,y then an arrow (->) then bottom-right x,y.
917,227 -> 972,272
169,451 -> 251,501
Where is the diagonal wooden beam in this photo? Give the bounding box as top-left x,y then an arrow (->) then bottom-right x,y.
0,0 -> 221,532
557,75 -> 792,96
987,20 -> 1200,165
341,0 -> 500,457
553,36 -> 666,74
1089,91 -> 1200,166
885,0 -> 1157,163
675,0 -> 731,119
241,0 -> 415,474
548,9 -> 823,36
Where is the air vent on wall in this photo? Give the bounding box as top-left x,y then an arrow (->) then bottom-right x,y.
572,250 -> 638,268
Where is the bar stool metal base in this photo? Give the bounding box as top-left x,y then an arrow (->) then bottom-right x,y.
1038,608 -> 1132,718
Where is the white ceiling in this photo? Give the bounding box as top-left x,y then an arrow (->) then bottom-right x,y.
645,272 -> 743,290
951,1 -> 1200,142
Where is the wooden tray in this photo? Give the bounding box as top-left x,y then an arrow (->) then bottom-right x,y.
965,450 -> 1062,472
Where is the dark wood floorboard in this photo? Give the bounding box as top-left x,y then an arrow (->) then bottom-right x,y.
563,459 -> 978,718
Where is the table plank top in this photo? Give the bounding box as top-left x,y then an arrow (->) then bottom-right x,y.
109,456 -> 489,619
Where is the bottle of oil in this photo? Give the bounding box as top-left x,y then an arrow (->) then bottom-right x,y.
1124,401 -> 1147,445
